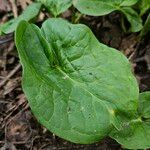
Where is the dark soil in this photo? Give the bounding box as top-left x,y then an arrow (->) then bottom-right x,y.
0,1 -> 150,150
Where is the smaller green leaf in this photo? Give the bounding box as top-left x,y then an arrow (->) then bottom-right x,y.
140,13 -> 150,37
0,3 -> 41,35
120,7 -> 143,32
73,0 -> 117,16
73,0 -> 143,32
0,19 -> 15,35
110,92 -> 150,149
73,0 -> 140,16
37,0 -> 72,17
120,0 -> 139,6
138,91 -> 150,118
136,0 -> 150,16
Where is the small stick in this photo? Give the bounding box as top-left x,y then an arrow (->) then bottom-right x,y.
128,51 -> 136,61
0,141 -> 5,144
9,0 -> 18,18
0,33 -> 14,45
0,63 -> 21,88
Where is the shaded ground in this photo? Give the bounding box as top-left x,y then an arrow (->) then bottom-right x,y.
0,1 -> 150,150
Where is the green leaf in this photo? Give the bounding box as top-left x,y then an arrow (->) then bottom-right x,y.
15,18 -> 139,144
37,0 -> 72,17
120,0 -> 139,6
138,91 -> 150,118
73,0 -> 139,15
0,3 -> 41,35
110,92 -> 150,149
120,7 -> 143,32
73,0 -> 117,16
73,0 -> 143,32
140,13 -> 150,37
136,0 -> 150,16
0,19 -> 15,35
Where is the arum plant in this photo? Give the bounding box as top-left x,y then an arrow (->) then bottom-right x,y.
73,0 -> 143,32
36,0 -> 72,17
15,18 -> 150,149
1,0 -> 149,35
110,91 -> 150,149
37,0 -> 144,32
0,3 -> 41,35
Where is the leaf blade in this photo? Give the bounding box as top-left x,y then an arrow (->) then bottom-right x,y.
15,18 -> 139,144
73,0 -> 117,16
120,7 -> 143,32
15,20 -> 113,144
110,92 -> 150,149
73,0 -> 143,32
0,3 -> 41,35
37,0 -> 72,16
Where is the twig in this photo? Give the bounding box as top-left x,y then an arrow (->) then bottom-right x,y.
39,142 -> 52,150
0,33 -> 14,45
0,100 -> 9,104
0,141 -> 5,144
128,51 -> 136,61
0,37 -> 13,45
3,99 -> 26,126
0,76 -> 5,79
0,63 -> 21,88
9,0 -> 18,18
30,136 -> 41,150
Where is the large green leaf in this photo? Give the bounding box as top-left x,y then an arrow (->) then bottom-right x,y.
73,0 -> 142,32
15,18 -> 138,144
0,3 -> 41,35
37,0 -> 72,16
110,92 -> 150,149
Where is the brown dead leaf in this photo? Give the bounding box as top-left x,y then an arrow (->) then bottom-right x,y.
38,12 -> 45,22
0,0 -> 11,12
16,94 -> 26,105
120,34 -> 138,57
0,142 -> 17,150
145,45 -> 150,70
17,0 -> 32,10
99,19 -> 122,49
6,94 -> 26,113
6,111 -> 32,143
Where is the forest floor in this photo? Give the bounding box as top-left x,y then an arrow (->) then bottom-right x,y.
0,0 -> 150,149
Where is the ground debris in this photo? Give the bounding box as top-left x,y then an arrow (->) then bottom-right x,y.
17,0 -> 32,10
0,0 -> 11,12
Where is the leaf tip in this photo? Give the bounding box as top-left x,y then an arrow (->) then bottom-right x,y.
15,20 -> 29,46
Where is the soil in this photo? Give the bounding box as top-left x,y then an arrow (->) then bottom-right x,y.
0,1 -> 150,150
